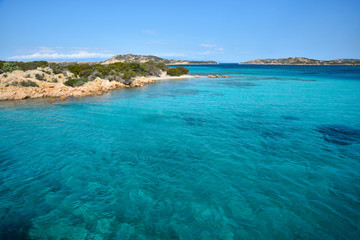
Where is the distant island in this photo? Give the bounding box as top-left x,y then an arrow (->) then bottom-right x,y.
239,57 -> 360,65
102,54 -> 218,65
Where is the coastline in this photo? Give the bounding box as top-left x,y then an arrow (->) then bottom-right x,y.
0,70 -> 193,102
238,63 -> 360,65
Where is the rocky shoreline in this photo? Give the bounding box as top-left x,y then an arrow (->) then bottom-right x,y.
0,68 -> 192,102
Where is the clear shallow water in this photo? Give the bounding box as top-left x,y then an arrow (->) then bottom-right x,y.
1,64 -> 360,239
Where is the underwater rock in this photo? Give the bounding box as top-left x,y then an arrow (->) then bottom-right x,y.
316,124 -> 360,145
220,81 -> 257,87
0,217 -> 32,240
282,115 -> 300,121
182,116 -> 206,126
262,129 -> 285,139
147,89 -> 199,98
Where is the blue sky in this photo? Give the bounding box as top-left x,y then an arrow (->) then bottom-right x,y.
0,0 -> 359,62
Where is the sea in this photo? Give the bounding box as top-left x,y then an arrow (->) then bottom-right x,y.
0,64 -> 360,239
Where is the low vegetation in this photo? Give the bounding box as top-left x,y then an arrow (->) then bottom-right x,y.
0,61 -> 5,70
2,62 -> 20,72
20,80 -> 39,87
63,78 -> 89,87
16,61 -> 48,71
167,66 -> 189,76
0,60 -> 189,87
176,66 -> 189,75
167,68 -> 182,76
35,73 -> 45,81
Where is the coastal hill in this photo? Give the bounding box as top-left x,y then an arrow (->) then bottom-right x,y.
239,57 -> 360,65
102,54 -> 218,65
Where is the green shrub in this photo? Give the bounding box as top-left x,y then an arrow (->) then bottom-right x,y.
94,73 -> 103,78
58,75 -> 62,78
66,64 -> 94,78
3,74 -> 8,78
156,62 -> 169,71
63,78 -> 89,87
52,78 -> 58,83
3,62 -> 20,72
0,61 -> 5,70
79,69 -> 93,78
42,70 -> 51,75
24,74 -> 31,78
62,61 -> 166,82
17,61 -> 48,71
20,80 -> 39,87
35,73 -> 45,81
143,61 -> 162,76
167,67 -> 189,76
176,66 -> 189,75
123,71 -> 136,80
167,68 -> 182,76
48,63 -> 65,74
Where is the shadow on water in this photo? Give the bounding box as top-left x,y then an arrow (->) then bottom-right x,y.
234,75 -> 317,82
316,124 -> 360,146
147,89 -> 199,98
210,93 -> 225,97
261,77 -> 316,82
219,81 -> 258,87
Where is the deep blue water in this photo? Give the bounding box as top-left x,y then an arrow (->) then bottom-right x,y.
1,64 -> 360,239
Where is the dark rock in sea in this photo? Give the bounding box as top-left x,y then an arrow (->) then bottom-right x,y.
0,211 -> 33,240
316,124 -> 360,145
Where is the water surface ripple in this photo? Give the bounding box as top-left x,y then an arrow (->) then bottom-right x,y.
1,65 -> 360,239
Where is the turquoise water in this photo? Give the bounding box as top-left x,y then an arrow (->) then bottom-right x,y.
1,64 -> 360,239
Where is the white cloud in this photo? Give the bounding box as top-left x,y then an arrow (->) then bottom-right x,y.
199,50 -> 214,55
9,51 -> 113,60
37,46 -> 56,53
142,30 -> 156,35
200,44 -> 217,48
199,44 -> 224,54
199,50 -> 224,55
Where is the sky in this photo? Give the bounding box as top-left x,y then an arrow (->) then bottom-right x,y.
0,0 -> 359,62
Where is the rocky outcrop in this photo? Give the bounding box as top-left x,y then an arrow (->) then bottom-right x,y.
208,75 -> 228,78
0,78 -> 128,100
0,68 -> 169,101
130,77 -> 155,87
239,57 -> 360,65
